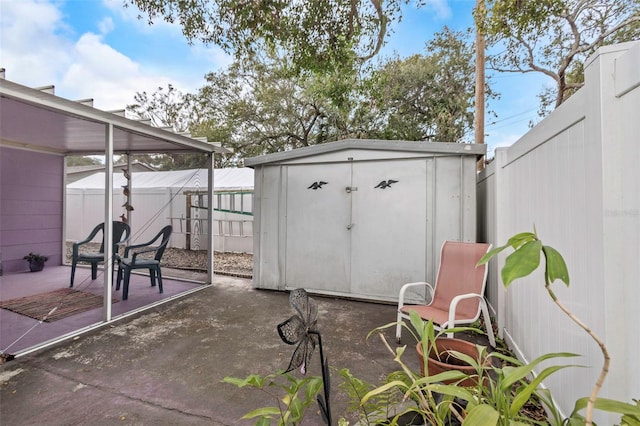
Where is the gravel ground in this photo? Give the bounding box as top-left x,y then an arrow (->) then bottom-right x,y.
162,248 -> 253,277
64,243 -> 253,278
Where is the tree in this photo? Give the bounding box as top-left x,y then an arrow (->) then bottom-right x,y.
190,53 -> 362,160
66,156 -> 103,167
127,84 -> 233,169
364,28 -> 494,142
125,0 -> 400,74
478,0 -> 640,112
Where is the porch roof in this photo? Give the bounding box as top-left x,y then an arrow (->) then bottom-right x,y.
0,78 -> 229,156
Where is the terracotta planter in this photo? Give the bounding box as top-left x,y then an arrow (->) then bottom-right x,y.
416,337 -> 484,387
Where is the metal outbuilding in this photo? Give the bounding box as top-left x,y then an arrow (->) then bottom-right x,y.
245,139 -> 486,302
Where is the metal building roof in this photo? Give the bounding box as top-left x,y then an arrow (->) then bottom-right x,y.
244,138 -> 486,167
0,77 -> 229,156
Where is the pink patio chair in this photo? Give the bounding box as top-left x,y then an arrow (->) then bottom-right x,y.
396,241 -> 495,347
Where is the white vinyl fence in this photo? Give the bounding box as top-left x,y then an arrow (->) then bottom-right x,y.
477,41 -> 640,423
66,168 -> 254,253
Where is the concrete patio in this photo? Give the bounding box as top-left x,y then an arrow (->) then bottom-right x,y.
0,274 -> 413,425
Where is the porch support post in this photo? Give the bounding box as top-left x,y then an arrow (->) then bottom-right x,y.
103,123 -> 114,322
126,154 -> 133,232
207,153 -> 215,284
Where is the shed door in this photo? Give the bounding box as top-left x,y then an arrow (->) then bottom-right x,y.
350,159 -> 428,300
284,164 -> 351,293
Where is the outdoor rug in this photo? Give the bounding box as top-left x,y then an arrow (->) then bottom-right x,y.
0,288 -> 119,322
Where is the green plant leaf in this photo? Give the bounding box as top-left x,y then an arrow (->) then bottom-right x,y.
477,232 -> 537,266
361,380 -> 408,405
255,417 -> 272,426
241,406 -> 281,419
304,376 -> 323,402
500,352 -> 579,391
502,240 -> 542,287
414,370 -> 469,386
542,245 -> 570,286
463,404 -> 500,425
289,397 -> 304,422
506,232 -> 537,249
510,364 -> 577,417
571,396 -> 640,418
427,383 -> 476,403
223,374 -> 268,388
477,245 -> 508,265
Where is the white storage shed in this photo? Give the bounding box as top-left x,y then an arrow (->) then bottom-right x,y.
245,139 -> 486,302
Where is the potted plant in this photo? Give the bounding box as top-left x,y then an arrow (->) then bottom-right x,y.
416,335 -> 485,388
24,252 -> 48,272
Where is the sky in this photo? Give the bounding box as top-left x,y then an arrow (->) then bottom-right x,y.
0,0 -> 549,157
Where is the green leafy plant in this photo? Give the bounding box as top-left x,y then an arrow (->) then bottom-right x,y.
464,346 -> 580,425
362,312 -> 572,426
478,230 -> 640,425
222,372 -> 323,425
358,313 -> 491,425
338,367 -> 404,425
23,252 -> 48,263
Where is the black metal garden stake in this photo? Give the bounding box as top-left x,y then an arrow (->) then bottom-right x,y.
277,288 -> 332,425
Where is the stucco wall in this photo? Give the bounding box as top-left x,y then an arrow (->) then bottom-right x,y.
0,147 -> 64,272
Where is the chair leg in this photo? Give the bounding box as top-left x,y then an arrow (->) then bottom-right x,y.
123,270 -> 131,301
70,262 -> 76,288
396,310 -> 404,343
480,302 -> 496,347
150,269 -> 156,287
91,262 -> 98,280
116,266 -> 123,291
156,267 -> 163,294
111,259 -> 117,287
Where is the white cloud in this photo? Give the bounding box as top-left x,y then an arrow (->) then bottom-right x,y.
98,16 -> 114,35
102,0 -> 183,35
0,0 -> 231,111
0,0 -> 74,85
423,0 -> 452,20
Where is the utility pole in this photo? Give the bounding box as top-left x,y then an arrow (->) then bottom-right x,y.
475,0 -> 486,170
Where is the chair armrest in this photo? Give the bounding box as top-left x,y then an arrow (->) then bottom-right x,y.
398,282 -> 435,310
447,293 -> 484,328
123,232 -> 165,257
72,237 -> 94,256
124,242 -> 151,257
130,246 -> 160,262
72,225 -> 104,255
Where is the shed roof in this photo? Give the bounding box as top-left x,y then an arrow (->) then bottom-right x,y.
0,78 -> 229,156
244,139 -> 486,167
67,168 -> 254,191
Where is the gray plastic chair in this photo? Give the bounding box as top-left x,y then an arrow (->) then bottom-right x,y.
70,221 -> 130,287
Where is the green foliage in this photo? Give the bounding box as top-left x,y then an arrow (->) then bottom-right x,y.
471,350 -> 581,425
66,156 -> 102,167
360,314 -> 491,425
568,397 -> 640,426
338,368 -> 402,425
365,27 -> 492,143
127,0 -> 401,74
223,372 -> 323,425
23,253 -> 48,263
477,231 -> 569,288
478,0 -> 640,112
478,229 -> 640,425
